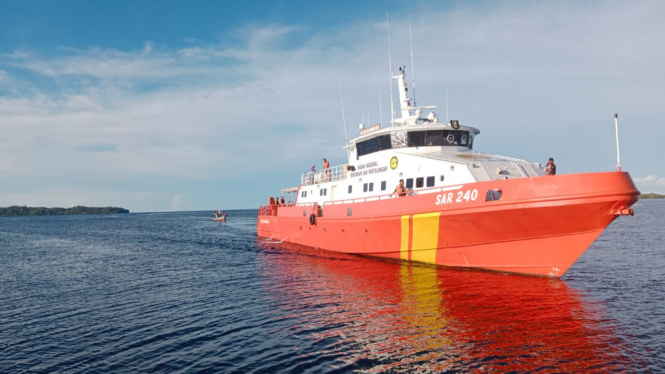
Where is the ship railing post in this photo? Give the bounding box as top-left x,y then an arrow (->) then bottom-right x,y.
614,113 -> 621,171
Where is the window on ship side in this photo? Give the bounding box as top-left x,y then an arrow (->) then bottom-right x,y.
369,183 -> 374,192
406,178 -> 414,189
486,189 -> 502,201
381,181 -> 386,191
348,185 -> 352,193
363,183 -> 368,192
416,177 -> 424,188
427,176 -> 435,187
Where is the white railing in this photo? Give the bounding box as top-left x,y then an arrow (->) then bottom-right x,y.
301,164 -> 349,185
323,184 -> 464,206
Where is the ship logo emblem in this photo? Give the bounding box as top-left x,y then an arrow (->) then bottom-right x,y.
390,156 -> 398,170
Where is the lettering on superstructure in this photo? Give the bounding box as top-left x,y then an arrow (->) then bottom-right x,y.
350,161 -> 388,178
360,124 -> 380,136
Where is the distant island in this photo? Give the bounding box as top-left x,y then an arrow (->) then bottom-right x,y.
639,193 -> 665,199
0,206 -> 130,217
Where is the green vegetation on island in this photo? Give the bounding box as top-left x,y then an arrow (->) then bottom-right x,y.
0,206 -> 130,217
638,193 -> 665,199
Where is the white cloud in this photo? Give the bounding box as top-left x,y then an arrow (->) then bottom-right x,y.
1,0 -> 664,211
634,175 -> 665,186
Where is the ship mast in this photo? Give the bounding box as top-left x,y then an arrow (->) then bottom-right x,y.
387,13 -> 395,125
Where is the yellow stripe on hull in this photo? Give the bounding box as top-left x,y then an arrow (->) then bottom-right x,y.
410,212 -> 441,264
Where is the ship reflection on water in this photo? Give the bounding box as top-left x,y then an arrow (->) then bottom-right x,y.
258,240 -> 638,373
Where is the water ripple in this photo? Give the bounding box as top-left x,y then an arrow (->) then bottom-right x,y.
1,204 -> 664,373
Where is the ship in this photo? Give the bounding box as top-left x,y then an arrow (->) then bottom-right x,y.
257,64 -> 638,277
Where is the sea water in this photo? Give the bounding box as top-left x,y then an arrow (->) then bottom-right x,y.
1,201 -> 663,373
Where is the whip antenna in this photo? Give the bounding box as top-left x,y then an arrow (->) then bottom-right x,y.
379,87 -> 383,127
409,14 -> 416,107
446,90 -> 449,122
387,12 -> 395,124
614,113 -> 621,171
338,79 -> 348,144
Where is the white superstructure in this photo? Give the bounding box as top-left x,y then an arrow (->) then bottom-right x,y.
293,66 -> 545,207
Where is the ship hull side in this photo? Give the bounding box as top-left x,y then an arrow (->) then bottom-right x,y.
257,172 -> 638,276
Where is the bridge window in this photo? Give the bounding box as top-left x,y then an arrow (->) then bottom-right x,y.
426,131 -> 444,146
416,177 -> 424,188
357,134 -> 392,157
408,131 -> 426,147
407,130 -> 472,148
427,176 -> 435,187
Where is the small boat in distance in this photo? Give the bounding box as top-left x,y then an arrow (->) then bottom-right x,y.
213,211 -> 228,222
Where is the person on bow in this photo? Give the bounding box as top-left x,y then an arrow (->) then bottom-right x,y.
545,158 -> 556,176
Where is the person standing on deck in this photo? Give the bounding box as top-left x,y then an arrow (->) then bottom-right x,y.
323,158 -> 330,181
391,179 -> 407,197
545,158 -> 556,176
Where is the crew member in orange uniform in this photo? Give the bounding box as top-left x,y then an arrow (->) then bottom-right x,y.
392,179 -> 407,197
323,158 -> 330,181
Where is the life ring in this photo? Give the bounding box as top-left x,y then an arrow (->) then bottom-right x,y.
309,214 -> 316,225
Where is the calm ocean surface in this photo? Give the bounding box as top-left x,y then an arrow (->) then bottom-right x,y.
1,200 -> 664,373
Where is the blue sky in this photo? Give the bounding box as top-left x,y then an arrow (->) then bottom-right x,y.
1,0 -> 664,212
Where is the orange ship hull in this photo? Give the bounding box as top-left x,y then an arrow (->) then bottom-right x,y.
257,172 -> 638,276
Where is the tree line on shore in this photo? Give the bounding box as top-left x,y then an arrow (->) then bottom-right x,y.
0,206 -> 130,217
638,193 -> 665,199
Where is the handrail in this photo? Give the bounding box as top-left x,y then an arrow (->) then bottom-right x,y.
301,164 -> 349,185
258,203 -> 296,216
322,184 -> 465,206
511,162 -> 528,178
